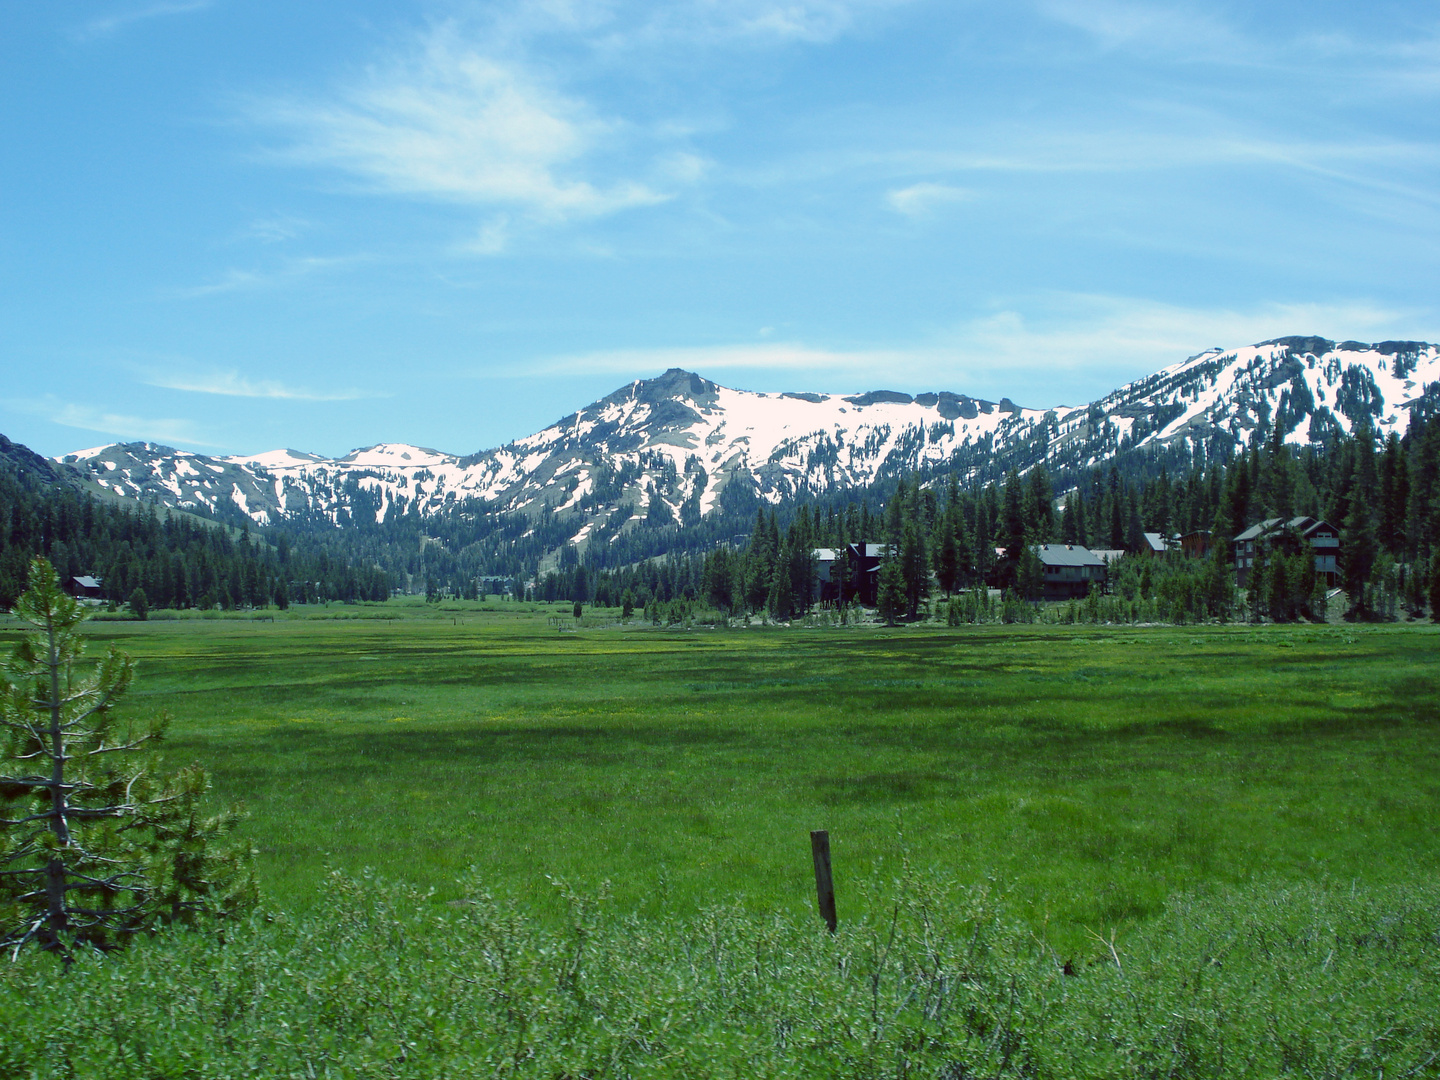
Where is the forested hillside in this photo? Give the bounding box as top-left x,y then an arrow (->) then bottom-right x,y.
0,438 -> 389,609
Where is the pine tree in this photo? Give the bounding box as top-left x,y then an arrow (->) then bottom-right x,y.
1000,471 -> 1027,560
1341,426 -> 1379,614
1430,551 -> 1440,624
876,557 -> 906,626
1015,545 -> 1044,601
1,558 -> 255,961
1377,433 -> 1407,557
1024,465 -> 1054,542
935,518 -> 959,597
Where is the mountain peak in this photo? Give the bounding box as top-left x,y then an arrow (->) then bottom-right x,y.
632,368 -> 719,402
43,335 -> 1440,565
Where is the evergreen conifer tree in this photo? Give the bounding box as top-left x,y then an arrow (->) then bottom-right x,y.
1,558 -> 255,961
876,557 -> 906,626
1429,551 -> 1440,624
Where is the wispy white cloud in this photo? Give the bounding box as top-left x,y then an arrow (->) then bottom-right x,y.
143,368 -> 382,402
939,296 -> 1415,383
169,254 -> 362,298
887,125 -> 1440,179
251,25 -> 668,222
77,0 -> 213,41
683,0 -> 915,44
18,397 -> 223,448
493,0 -> 916,49
1038,0 -> 1440,98
1038,0 -> 1246,60
523,341 -> 906,378
238,215 -> 310,244
518,295 -> 1433,407
462,215 -> 513,255
886,181 -> 972,216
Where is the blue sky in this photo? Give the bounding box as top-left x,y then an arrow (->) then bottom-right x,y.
4,0 -> 1439,458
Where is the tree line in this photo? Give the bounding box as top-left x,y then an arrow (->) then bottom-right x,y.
542,408 -> 1440,625
0,463 -> 390,611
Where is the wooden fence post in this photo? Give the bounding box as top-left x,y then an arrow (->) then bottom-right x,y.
810,829 -> 837,933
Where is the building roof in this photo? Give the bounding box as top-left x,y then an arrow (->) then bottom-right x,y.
1234,516 -> 1338,544
847,543 -> 894,558
1089,548 -> 1127,563
813,548 -> 839,561
1142,532 -> 1168,553
72,576 -> 101,589
1233,518 -> 1283,542
1034,544 -> 1107,568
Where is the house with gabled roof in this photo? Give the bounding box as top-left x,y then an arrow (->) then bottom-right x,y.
1140,532 -> 1170,557
1233,516 -> 1341,587
68,576 -> 103,600
1178,530 -> 1212,559
1034,544 -> 1108,600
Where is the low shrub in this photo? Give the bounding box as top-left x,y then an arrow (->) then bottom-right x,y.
2,871 -> 1436,1077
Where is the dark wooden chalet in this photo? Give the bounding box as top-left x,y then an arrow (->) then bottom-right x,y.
843,543 -> 893,605
1232,516 -> 1341,587
68,576 -> 104,600
1035,544 -> 1107,600
1178,530 -> 1212,559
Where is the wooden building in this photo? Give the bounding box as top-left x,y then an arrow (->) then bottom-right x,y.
1140,532 -> 1170,557
1178,530 -> 1212,559
1034,544 -> 1108,600
68,576 -> 103,600
842,543 -> 893,605
1232,517 -> 1341,587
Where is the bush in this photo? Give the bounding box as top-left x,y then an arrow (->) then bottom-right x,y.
0,870 -> 1435,1077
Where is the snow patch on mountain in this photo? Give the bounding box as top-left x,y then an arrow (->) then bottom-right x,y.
53,341 -> 1440,556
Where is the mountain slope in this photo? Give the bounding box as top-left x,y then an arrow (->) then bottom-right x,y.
57,370 -> 1048,530
52,338 -> 1440,558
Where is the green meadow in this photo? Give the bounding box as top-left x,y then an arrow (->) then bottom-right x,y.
14,601 -> 1437,954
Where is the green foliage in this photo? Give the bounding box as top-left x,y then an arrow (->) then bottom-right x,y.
0,871 -> 1434,1077
876,557 -> 906,625
1014,545 -> 1044,600
1431,551 -> 1440,623
0,558 -> 256,960
127,585 -> 149,621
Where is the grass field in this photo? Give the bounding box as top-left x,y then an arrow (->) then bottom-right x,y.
6,601 -> 1438,955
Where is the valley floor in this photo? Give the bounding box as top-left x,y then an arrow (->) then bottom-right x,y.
7,600 -> 1431,951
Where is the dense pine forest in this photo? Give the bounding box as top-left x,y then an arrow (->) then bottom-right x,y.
0,439 -> 389,610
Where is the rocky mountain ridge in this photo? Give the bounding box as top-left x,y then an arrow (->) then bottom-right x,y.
49,337 -> 1440,556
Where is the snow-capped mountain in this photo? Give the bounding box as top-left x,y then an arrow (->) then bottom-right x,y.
56,369 -> 1050,531
54,337 -> 1440,550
